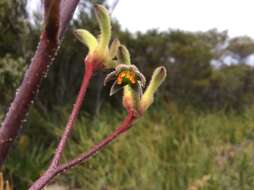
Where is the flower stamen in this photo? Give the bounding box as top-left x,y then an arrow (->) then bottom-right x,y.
117,70 -> 136,85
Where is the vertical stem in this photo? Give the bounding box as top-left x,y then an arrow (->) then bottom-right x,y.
51,62 -> 94,168
0,0 -> 80,166
0,34 -> 57,166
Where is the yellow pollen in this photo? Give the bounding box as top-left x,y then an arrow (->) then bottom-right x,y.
117,70 -> 137,85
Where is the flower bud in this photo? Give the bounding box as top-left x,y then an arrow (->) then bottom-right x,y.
117,45 -> 131,65
95,4 -> 111,52
109,38 -> 120,59
123,85 -> 139,113
74,4 -> 116,69
139,66 -> 167,113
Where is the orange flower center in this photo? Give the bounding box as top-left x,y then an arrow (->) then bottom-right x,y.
117,70 -> 136,85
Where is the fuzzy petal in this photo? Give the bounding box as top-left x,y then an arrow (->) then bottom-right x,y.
95,4 -> 111,51
115,64 -> 131,75
74,29 -> 98,52
132,81 -> 143,98
109,39 -> 120,59
117,45 -> 131,65
129,65 -> 139,72
110,81 -> 125,96
136,71 -> 146,87
139,66 -> 167,113
105,60 -> 118,69
104,71 -> 116,86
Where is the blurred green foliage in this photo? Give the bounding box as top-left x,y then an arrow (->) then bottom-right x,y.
0,55 -> 25,104
3,105 -> 254,189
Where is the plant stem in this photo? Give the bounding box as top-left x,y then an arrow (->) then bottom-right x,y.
50,61 -> 95,168
0,0 -> 80,166
57,111 -> 136,171
29,111 -> 136,190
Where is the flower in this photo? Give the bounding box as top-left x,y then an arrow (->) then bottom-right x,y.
139,66 -> 167,113
74,4 -> 119,69
104,44 -> 167,115
104,64 -> 146,97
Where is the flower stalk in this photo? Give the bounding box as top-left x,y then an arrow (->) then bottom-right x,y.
29,4 -> 166,190
29,4 -> 123,190
29,111 -> 136,190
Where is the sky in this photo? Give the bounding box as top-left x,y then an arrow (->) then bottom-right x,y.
28,0 -> 254,37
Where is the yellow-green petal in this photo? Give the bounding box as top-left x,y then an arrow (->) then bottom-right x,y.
117,45 -> 131,65
139,66 -> 167,113
74,29 -> 98,52
95,4 -> 111,52
109,39 -> 120,59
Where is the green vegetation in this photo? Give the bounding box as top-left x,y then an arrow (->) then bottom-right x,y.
2,104 -> 254,189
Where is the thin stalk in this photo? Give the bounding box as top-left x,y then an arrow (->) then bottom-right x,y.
50,61 -> 95,168
29,111 -> 136,190
57,111 -> 136,171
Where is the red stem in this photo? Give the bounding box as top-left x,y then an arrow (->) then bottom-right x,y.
0,33 -> 57,165
57,111 -> 136,171
29,111 -> 136,190
0,0 -> 80,166
50,61 -> 94,168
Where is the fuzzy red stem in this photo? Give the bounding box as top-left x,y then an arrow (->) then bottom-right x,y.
50,61 -> 95,168
0,0 -> 80,166
57,111 -> 136,171
29,111 -> 136,190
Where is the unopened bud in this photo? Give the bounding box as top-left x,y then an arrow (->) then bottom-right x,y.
139,66 -> 167,113
117,45 -> 131,65
123,86 -> 139,113
109,39 -> 120,59
95,4 -> 111,51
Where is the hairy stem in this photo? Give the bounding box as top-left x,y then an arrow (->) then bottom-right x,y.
29,111 -> 136,190
57,111 -> 136,171
0,0 -> 80,166
51,61 -> 94,167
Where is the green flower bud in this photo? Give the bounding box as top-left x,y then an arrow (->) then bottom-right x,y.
122,85 -> 139,113
109,39 -> 120,59
95,4 -> 111,52
74,4 -> 117,69
117,45 -> 131,65
139,66 -> 167,113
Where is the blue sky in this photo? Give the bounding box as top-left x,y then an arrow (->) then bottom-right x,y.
28,0 -> 254,37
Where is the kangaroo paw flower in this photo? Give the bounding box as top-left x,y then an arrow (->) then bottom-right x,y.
104,64 -> 146,97
139,66 -> 167,114
74,4 -> 119,69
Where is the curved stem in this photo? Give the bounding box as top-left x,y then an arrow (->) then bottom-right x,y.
28,169 -> 57,190
57,111 -> 136,172
29,111 -> 136,190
